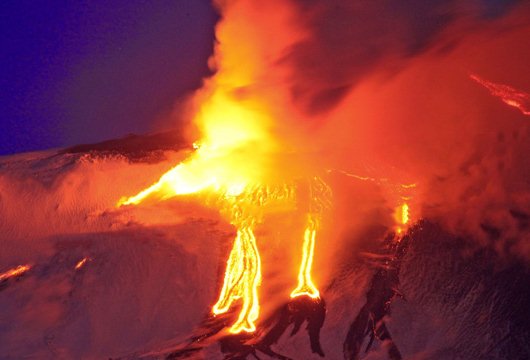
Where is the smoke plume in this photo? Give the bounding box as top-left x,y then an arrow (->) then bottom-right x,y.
189,0 -> 530,267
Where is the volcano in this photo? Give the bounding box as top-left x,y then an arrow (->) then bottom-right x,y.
0,132 -> 529,359
3,1 -> 530,359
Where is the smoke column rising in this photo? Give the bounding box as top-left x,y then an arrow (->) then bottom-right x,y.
193,0 -> 530,265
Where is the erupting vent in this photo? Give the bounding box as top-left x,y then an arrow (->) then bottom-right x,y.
117,70 -> 332,333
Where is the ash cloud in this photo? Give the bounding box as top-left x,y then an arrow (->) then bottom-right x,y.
205,0 -> 530,265
270,0 -> 530,262
284,0 -> 523,113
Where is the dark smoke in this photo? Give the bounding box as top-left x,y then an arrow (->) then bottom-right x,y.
284,0 -> 524,113
206,0 -> 530,266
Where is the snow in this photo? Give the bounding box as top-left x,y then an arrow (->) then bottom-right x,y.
0,149 -> 224,358
1,146 -> 529,359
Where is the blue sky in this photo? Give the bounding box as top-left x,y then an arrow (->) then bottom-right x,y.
0,0 -> 217,155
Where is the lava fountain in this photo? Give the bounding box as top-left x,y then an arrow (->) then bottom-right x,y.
117,1 -> 326,334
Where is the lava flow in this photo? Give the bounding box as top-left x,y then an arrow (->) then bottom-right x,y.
117,77 -> 326,335
212,223 -> 261,333
116,0 -> 328,335
75,257 -> 89,270
119,161 -> 326,335
0,265 -> 31,282
290,216 -> 320,299
470,74 -> 530,116
291,178 -> 331,299
394,203 -> 410,235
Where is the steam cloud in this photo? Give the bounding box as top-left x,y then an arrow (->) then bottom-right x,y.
285,0 -> 523,113
200,0 -> 530,264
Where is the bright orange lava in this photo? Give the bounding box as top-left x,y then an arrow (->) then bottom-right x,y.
116,73 -> 329,332
290,216 -> 320,299
119,173 -> 326,333
0,264 -> 31,281
117,0 -> 325,333
75,257 -> 89,270
213,225 -> 261,333
470,74 -> 530,116
394,203 -> 410,235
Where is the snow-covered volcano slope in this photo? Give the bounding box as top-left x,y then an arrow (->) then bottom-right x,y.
0,133 -> 224,358
1,133 -> 529,359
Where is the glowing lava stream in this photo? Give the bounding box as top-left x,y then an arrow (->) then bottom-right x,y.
290,216 -> 320,299
212,223 -> 261,333
0,264 -> 31,281
119,175 -> 325,333
394,203 -> 410,235
400,203 -> 409,225
75,257 -> 89,270
290,177 -> 331,299
116,8 -> 325,331
470,74 -> 530,116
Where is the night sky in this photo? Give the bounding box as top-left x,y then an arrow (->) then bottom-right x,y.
1,0 -> 217,155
